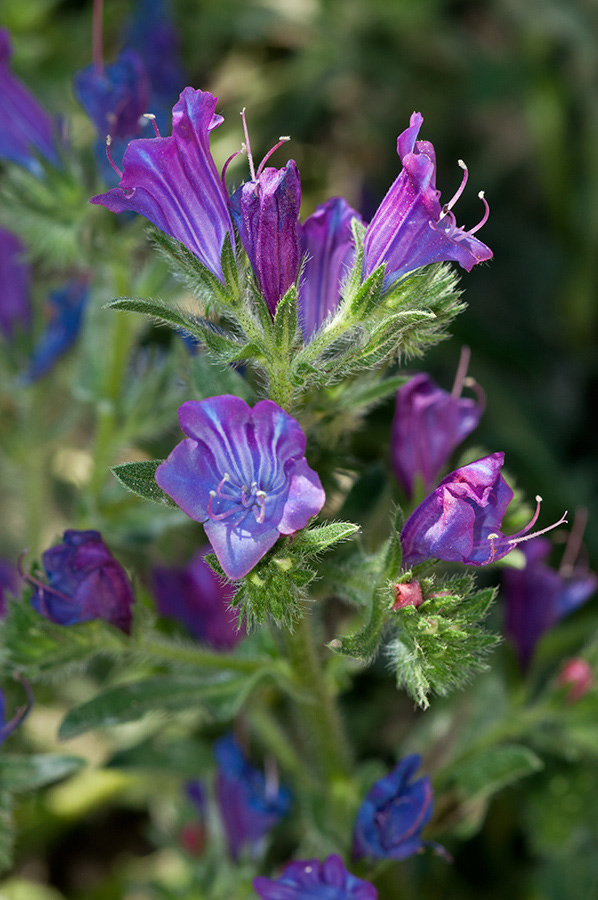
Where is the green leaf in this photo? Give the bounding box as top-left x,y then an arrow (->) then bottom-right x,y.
58,671 -> 270,740
329,579 -> 392,662
291,522 -> 360,557
190,353 -> 253,401
273,284 -> 299,352
106,737 -> 213,776
111,460 -> 178,508
148,227 -> 229,306
105,296 -> 199,333
451,744 -> 543,799
347,265 -> 385,318
384,505 -> 405,581
0,791 -> 14,874
0,754 -> 85,793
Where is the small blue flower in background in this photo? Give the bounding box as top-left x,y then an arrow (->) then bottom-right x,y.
73,52 -> 150,143
0,679 -> 34,746
503,534 -> 597,670
0,228 -> 32,340
0,29 -> 61,172
152,548 -> 244,649
362,112 -> 492,291
353,754 -> 433,861
298,197 -> 362,341
91,88 -> 235,283
0,559 -> 19,618
391,349 -> 485,499
155,395 -> 325,580
23,279 -> 88,383
30,529 -> 135,634
400,453 -> 567,570
214,733 -> 291,860
254,853 -> 378,899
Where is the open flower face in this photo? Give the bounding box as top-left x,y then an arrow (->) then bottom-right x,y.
155,396 -> 325,580
363,112 -> 492,290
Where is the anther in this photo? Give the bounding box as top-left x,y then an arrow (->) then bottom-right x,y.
143,113 -> 161,138
105,135 -> 123,179
467,191 -> 490,236
440,159 -> 469,220
256,136 -> 291,176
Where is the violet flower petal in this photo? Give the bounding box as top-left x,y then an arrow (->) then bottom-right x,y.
0,228 -> 32,339
254,853 -> 378,899
74,51 -> 150,140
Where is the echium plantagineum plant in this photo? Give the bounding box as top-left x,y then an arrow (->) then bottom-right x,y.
0,21 -> 593,897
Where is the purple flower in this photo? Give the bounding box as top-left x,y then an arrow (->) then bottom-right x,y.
91,87 -> 234,283
254,854 -> 378,900
30,530 -> 135,634
298,197 -> 361,341
391,351 -> 485,498
0,29 -> 60,172
214,733 -> 291,860
353,754 -> 433,861
0,559 -> 19,618
362,112 -> 492,291
155,396 -> 325,580
23,279 -> 88,382
0,228 -> 32,340
153,548 -> 244,649
0,680 -> 33,746
503,538 -> 597,669
74,52 -> 150,142
400,452 -> 567,570
229,160 -> 302,316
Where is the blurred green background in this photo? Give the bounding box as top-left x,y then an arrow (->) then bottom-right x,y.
2,0 -> 598,897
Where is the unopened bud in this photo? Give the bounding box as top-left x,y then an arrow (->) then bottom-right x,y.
393,581 -> 424,611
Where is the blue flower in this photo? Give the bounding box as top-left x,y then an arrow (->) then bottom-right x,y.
254,854 -> 377,899
230,160 -> 302,317
504,537 -> 597,669
0,29 -> 60,172
400,453 -> 567,570
0,680 -> 33,746
0,228 -> 32,340
30,530 -> 135,634
74,52 -> 150,143
23,280 -> 88,382
153,548 -> 244,649
91,88 -> 235,283
391,352 -> 485,498
155,396 -> 325,580
214,733 -> 291,860
298,197 -> 361,341
353,755 -> 433,861
362,112 -> 492,291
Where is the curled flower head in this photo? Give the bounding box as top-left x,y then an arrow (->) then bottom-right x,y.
400,452 -> 567,570
392,348 -> 485,498
0,679 -> 34,746
298,197 -> 361,341
363,112 -> 492,291
254,854 -> 378,900
0,29 -> 60,172
353,754 -> 434,861
214,733 -> 291,860
29,529 -> 135,634
153,548 -> 244,649
155,396 -> 325,580
0,228 -> 32,340
91,87 -> 234,283
503,519 -> 596,670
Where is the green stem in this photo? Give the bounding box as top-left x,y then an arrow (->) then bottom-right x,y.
140,638 -> 265,674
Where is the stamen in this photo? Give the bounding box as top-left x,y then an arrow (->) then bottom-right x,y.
240,108 -> 256,181
92,0 -> 104,75
451,345 -> 471,399
467,191 -> 490,236
560,507 -> 589,577
509,510 -> 568,547
221,146 -> 245,190
440,159 -> 468,219
105,135 -> 123,179
257,136 -> 291,177
143,113 -> 161,138
254,490 -> 267,524
207,491 -> 239,521
485,502 -> 568,562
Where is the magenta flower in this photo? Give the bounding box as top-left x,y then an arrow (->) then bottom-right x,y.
362,112 -> 492,291
0,228 -> 32,339
503,537 -> 596,669
400,453 -> 567,570
352,754 -> 434,861
214,733 -> 291,860
0,680 -> 33,746
155,396 -> 325,580
0,29 -> 60,172
30,530 -> 135,634
298,197 -> 361,341
153,548 -> 244,649
91,87 -> 234,282
230,159 -> 302,316
391,350 -> 485,498
254,854 -> 377,900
